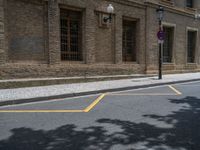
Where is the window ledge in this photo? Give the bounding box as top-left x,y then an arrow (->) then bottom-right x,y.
122,62 -> 139,65
60,61 -> 85,64
185,7 -> 197,13
160,0 -> 174,6
186,63 -> 198,65
163,63 -> 175,65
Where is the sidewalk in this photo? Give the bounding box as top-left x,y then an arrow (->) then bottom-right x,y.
0,72 -> 200,106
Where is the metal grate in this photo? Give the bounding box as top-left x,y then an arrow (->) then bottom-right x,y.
122,20 -> 136,62
60,10 -> 82,61
187,31 -> 196,63
163,27 -> 173,63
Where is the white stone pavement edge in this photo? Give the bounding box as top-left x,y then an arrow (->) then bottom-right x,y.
0,73 -> 200,102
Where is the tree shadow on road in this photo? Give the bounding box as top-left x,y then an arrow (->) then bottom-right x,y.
0,96 -> 200,150
142,96 -> 200,150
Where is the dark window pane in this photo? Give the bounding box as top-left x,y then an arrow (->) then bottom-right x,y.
122,20 -> 137,62
163,27 -> 173,63
186,0 -> 193,8
187,31 -> 196,63
60,10 -> 82,61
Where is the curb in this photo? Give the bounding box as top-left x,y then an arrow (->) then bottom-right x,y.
0,75 -> 154,89
0,78 -> 200,107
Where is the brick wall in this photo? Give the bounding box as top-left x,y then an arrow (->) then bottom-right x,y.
145,1 -> 200,74
0,0 -> 5,64
0,63 -> 144,79
174,0 -> 185,8
6,0 -> 45,62
114,0 -> 146,66
48,0 -> 60,64
145,6 -> 158,71
0,0 -> 200,79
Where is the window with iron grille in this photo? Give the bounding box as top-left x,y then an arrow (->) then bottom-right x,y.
60,9 -> 82,61
163,27 -> 174,63
187,31 -> 196,63
186,0 -> 193,8
122,20 -> 137,62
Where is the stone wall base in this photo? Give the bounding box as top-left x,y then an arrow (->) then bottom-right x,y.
0,50 -> 5,64
0,63 -> 145,79
1,63 -> 199,79
146,64 -> 200,74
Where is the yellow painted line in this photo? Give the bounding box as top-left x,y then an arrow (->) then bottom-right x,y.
0,110 -> 84,113
0,94 -> 107,113
168,85 -> 182,95
84,94 -> 106,112
109,93 -> 177,96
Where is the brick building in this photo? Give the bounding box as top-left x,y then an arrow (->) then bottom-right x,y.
0,0 -> 200,79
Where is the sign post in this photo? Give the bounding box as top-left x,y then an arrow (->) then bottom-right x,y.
157,29 -> 164,80
156,6 -> 164,80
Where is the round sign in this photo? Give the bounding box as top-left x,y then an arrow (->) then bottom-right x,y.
157,30 -> 165,41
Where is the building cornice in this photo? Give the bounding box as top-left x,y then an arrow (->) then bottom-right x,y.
107,0 -> 146,9
44,0 -> 196,18
145,0 -> 196,18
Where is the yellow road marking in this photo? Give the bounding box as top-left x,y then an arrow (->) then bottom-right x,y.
84,94 -> 106,112
109,85 -> 182,96
0,85 -> 182,113
0,94 -> 107,113
109,93 -> 177,96
0,110 -> 84,113
168,85 -> 182,95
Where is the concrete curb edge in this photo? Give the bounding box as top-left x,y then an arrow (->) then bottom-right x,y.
1,78 -> 200,107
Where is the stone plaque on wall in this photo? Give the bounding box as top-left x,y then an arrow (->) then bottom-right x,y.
10,36 -> 45,61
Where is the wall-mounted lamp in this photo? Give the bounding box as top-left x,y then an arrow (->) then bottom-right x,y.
103,4 -> 114,23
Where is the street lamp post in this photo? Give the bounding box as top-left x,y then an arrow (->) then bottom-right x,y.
156,6 -> 164,80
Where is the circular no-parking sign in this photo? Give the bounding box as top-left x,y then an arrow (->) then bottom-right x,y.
157,30 -> 165,41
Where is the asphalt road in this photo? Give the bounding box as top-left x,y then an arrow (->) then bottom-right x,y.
0,81 -> 200,150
